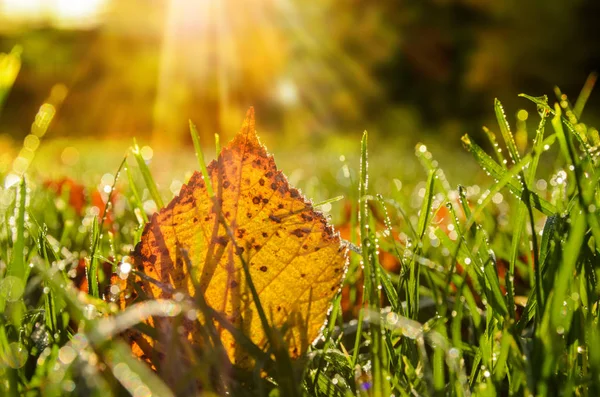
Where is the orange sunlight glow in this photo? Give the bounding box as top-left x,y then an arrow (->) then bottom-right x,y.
0,0 -> 108,29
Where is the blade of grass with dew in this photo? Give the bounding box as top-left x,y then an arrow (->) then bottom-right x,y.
313,195 -> 344,208
311,294 -> 343,394
520,94 -> 596,163
515,214 -> 565,332
132,139 -> 164,209
87,216 -> 100,298
552,103 -> 593,216
0,178 -> 27,316
461,134 -> 556,216
126,164 -> 148,224
358,131 -> 391,396
88,156 -> 127,297
495,99 -> 522,165
508,114 -> 549,320
352,132 -> 370,369
406,169 -> 435,322
375,194 -> 402,315
545,208 -> 587,336
483,126 -> 508,168
417,170 -> 436,241
38,226 -> 58,333
6,177 -> 27,282
483,253 -> 509,318
190,120 -> 215,198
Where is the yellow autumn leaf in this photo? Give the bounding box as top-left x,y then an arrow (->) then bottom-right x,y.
126,108 -> 348,369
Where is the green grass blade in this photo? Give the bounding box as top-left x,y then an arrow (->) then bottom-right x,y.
0,46 -> 22,114
104,341 -> 175,397
483,254 -> 508,318
483,126 -> 507,168
215,132 -> 221,155
546,208 -> 587,333
461,134 -> 556,216
126,163 -> 148,224
313,195 -> 344,208
573,72 -> 597,119
88,216 -> 100,298
520,94 -> 595,162
417,170 -> 436,240
495,99 -> 521,164
8,177 -> 26,281
189,120 -> 215,198
132,140 -> 164,209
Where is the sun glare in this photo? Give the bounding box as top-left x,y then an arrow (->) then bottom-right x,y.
0,0 -> 108,29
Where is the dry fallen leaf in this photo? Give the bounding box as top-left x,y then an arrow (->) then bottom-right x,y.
125,108 -> 348,369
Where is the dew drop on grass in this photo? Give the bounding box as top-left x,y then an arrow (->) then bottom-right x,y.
448,348 -> 460,359
62,380 -> 76,392
4,342 -> 28,368
134,385 -> 152,397
84,304 -> 97,320
58,346 -> 77,365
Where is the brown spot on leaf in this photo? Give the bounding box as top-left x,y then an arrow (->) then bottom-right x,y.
269,214 -> 282,223
212,236 -> 229,246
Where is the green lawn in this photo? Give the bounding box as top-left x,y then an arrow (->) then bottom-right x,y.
1,54 -> 600,396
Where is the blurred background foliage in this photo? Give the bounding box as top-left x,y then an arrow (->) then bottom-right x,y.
0,0 -> 599,150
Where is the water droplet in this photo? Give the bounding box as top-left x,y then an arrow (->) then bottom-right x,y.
62,380 -> 76,392
448,348 -> 460,360
84,304 -> 97,320
58,346 -> 77,365
5,342 -> 27,368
